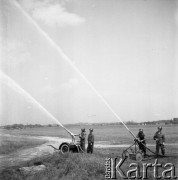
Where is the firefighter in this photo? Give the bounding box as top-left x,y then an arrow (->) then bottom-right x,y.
136,129 -> 146,157
153,126 -> 165,156
87,128 -> 94,154
79,128 -> 86,152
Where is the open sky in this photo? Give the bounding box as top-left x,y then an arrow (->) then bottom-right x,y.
0,0 -> 177,125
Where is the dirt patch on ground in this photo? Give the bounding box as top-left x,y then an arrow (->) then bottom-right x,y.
0,135 -> 69,169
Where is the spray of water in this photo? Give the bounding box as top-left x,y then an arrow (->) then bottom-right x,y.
0,70 -> 74,137
11,1 -> 136,138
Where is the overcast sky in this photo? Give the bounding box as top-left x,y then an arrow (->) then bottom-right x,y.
0,0 -> 177,125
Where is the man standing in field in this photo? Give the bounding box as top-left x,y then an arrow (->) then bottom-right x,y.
79,128 -> 86,152
136,129 -> 146,157
87,129 -> 94,154
153,126 -> 165,156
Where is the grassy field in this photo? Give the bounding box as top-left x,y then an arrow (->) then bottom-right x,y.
0,135 -> 47,155
0,124 -> 177,179
0,147 -> 177,180
1,124 -> 178,145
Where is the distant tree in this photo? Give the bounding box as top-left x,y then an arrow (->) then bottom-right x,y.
126,121 -> 137,125
173,118 -> 178,124
5,125 -> 11,130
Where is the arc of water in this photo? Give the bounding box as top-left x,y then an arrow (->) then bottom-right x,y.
0,71 -> 76,139
11,0 -> 136,139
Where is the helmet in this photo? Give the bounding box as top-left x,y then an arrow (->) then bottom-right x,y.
158,126 -> 162,130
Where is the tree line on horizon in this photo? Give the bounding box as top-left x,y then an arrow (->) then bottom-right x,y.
1,118 -> 178,130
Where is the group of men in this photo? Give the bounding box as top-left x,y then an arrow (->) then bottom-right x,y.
136,126 -> 165,156
79,128 -> 94,153
78,126 -> 165,156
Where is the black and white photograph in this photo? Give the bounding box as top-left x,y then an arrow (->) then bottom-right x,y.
0,0 -> 177,179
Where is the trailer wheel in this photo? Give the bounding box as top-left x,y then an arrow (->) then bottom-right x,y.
136,152 -> 142,162
61,144 -> 69,153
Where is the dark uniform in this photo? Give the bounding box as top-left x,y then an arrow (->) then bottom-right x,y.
79,128 -> 86,152
87,129 -> 94,153
153,127 -> 165,155
137,129 -> 146,156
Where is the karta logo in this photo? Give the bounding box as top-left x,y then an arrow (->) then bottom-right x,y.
105,157 -> 177,179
